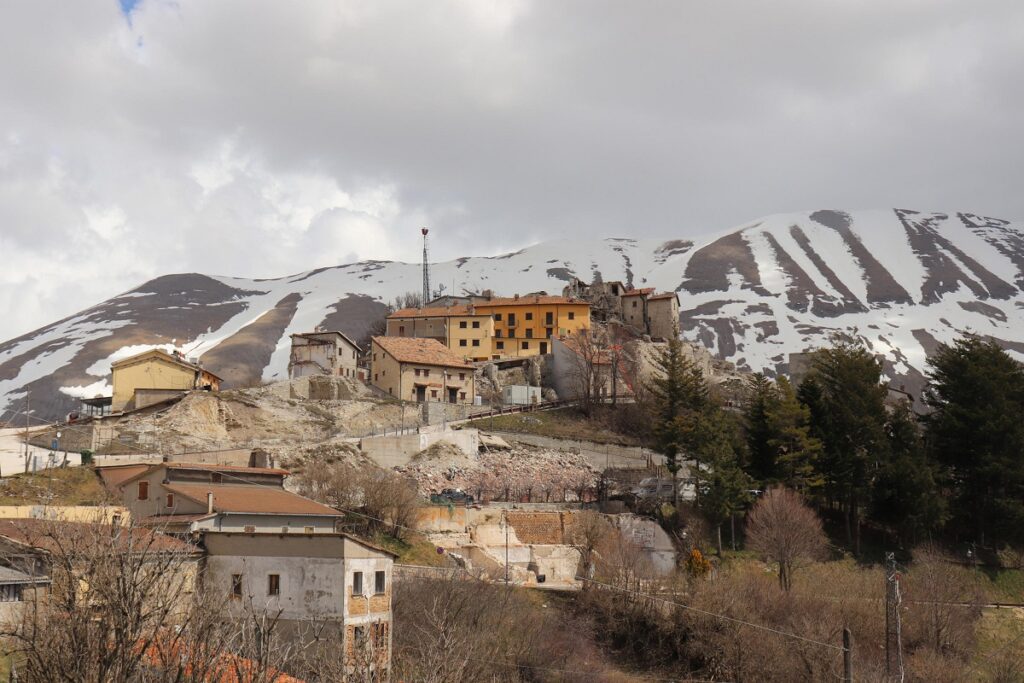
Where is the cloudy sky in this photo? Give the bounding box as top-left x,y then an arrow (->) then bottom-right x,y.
1,0 -> 1023,340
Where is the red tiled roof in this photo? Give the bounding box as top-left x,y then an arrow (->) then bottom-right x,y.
372,336 -> 475,369
0,519 -> 197,554
163,484 -> 341,516
389,304 -> 480,319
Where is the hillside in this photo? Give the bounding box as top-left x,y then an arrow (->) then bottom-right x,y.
4,208 -> 1024,420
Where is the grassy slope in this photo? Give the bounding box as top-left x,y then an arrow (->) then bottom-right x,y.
0,467 -> 111,506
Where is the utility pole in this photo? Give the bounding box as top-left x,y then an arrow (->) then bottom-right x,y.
885,552 -> 903,681
421,227 -> 431,306
503,510 -> 509,586
842,628 -> 853,683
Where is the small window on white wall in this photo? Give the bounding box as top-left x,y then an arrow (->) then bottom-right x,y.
352,571 -> 363,595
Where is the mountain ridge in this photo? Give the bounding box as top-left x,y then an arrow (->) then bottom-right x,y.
4,208 -> 1024,421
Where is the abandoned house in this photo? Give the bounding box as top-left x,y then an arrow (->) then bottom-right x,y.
200,530 -> 396,678
110,349 -> 222,413
370,336 -> 476,404
110,463 -> 343,535
288,331 -> 361,380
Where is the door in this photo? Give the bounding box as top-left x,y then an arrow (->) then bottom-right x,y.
448,387 -> 459,404
416,385 -> 426,402
539,342 -> 548,354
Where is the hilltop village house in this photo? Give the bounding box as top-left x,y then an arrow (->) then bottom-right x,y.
370,336 -> 476,404
110,349 -> 221,413
564,279 -> 680,341
201,530 -> 396,677
288,331 -> 361,380
106,463 -> 343,535
387,294 -> 591,360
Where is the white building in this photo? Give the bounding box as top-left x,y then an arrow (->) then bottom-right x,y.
288,331 -> 361,380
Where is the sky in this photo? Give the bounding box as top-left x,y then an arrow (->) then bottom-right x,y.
2,1 -> 1024,341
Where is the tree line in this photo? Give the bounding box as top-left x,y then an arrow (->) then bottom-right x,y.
650,333 -> 1024,557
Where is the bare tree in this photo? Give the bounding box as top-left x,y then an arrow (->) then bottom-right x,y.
359,469 -> 421,539
745,487 -> 828,591
563,326 -> 611,416
567,510 -> 615,583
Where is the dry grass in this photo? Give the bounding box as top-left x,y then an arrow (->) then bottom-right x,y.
467,407 -> 642,446
0,467 -> 111,506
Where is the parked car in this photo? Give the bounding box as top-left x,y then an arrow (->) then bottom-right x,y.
430,488 -> 475,505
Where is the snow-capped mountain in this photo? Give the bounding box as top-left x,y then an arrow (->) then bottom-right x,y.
4,208 -> 1024,421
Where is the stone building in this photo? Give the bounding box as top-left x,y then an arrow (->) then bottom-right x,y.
370,336 -> 476,404
288,331 -> 361,380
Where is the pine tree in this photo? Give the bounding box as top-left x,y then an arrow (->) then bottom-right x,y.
925,337 -> 1024,547
767,376 -> 823,494
696,410 -> 753,555
648,336 -> 709,503
802,335 -> 889,556
743,373 -> 779,484
870,401 -> 945,546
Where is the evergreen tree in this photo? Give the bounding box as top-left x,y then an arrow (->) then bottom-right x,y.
925,337 -> 1024,546
802,335 -> 889,556
743,373 -> 779,484
766,376 -> 823,494
696,410 -> 753,554
870,401 -> 945,546
648,336 -> 709,503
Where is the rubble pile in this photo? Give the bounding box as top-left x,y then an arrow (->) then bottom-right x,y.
399,443 -> 599,501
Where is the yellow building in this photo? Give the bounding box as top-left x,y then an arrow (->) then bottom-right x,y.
111,349 -> 222,413
387,295 -> 590,360
370,336 -> 476,404
473,294 -> 590,358
385,308 -> 494,362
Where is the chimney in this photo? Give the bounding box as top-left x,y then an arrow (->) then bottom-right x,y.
207,492 -> 214,514
514,293 -> 520,301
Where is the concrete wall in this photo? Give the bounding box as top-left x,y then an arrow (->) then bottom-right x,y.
134,388 -> 187,410
195,513 -> 339,534
622,294 -> 647,330
359,429 -> 479,468
112,357 -> 205,412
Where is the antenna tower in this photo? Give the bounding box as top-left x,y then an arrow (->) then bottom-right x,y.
421,227 -> 430,306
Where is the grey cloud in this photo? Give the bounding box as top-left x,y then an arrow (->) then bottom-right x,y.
1,0 -> 1023,339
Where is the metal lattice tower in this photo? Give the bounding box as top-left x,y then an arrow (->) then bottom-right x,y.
421,227 -> 430,306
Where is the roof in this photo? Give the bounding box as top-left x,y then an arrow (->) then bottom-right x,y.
114,463 -> 289,490
110,349 -> 223,382
0,519 -> 197,555
97,464 -> 152,492
372,336 -> 475,369
290,330 -> 360,350
647,292 -> 679,302
474,294 -> 586,307
199,530 -> 400,558
163,484 -> 341,516
622,288 -> 656,297
388,304 -> 485,319
0,565 -> 47,585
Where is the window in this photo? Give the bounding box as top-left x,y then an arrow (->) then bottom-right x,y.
522,341 -> 529,350
399,325 -> 405,335
494,313 -> 502,321
545,328 -> 553,338
459,321 -> 467,329
354,625 -> 367,647
372,622 -> 388,649
496,341 -> 504,350
472,321 -> 480,329
525,329 -> 533,339
375,570 -> 387,594
165,494 -> 174,508
508,314 -> 516,325
460,392 -> 466,400
137,481 -> 149,500
423,369 -> 430,377
212,473 -> 223,484
352,571 -> 363,595
304,526 -> 314,534
632,300 -> 638,308
459,373 -> 465,380
374,373 -> 379,381
495,330 -> 502,338
0,584 -> 22,602
472,339 -> 480,347
568,311 -> 575,320
525,312 -> 533,321
545,312 -> 553,325
231,574 -> 243,598
431,389 -> 438,398
414,368 -> 421,376
509,330 -> 516,339
540,342 -> 548,354
459,339 -> 467,347
268,574 -> 280,596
